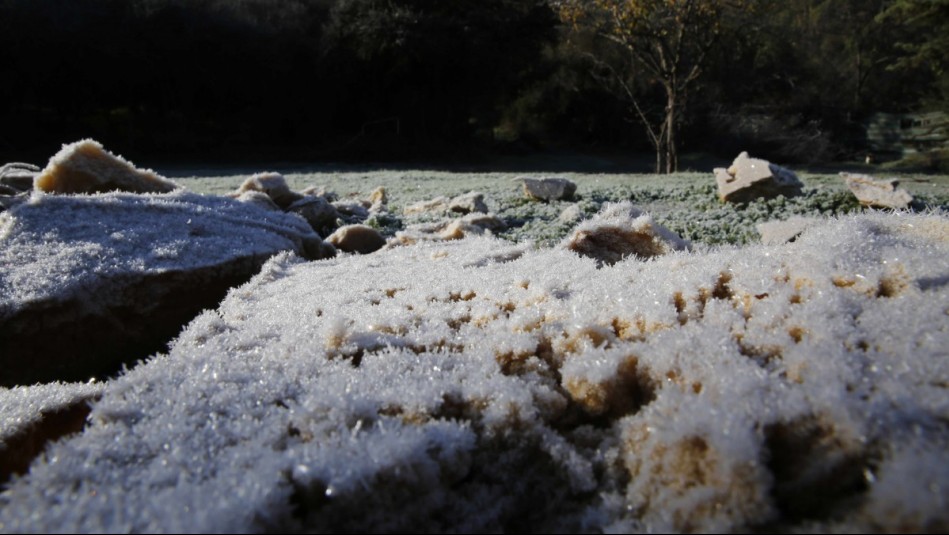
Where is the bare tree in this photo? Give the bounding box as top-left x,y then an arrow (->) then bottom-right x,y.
555,0 -> 749,173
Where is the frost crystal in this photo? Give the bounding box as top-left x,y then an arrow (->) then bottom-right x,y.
1,212 -> 947,532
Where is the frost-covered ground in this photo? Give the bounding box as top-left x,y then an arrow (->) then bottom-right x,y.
173,169 -> 949,247
2,162 -> 949,533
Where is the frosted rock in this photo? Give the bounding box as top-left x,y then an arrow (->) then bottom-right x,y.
2,212 -> 948,533
522,177 -> 577,201
715,152 -> 803,203
299,185 -> 338,202
0,382 -> 103,483
0,190 -> 326,386
404,196 -> 451,215
448,191 -> 489,214
302,237 -> 338,261
235,190 -> 281,211
562,202 -> 690,266
368,186 -> 388,212
757,216 -> 822,245
459,212 -> 506,232
558,203 -> 583,223
402,192 -> 490,216
326,224 -> 386,254
233,172 -> 303,209
0,183 -> 18,196
392,213 -> 506,245
841,172 -> 914,209
437,219 -> 489,240
288,196 -> 340,236
0,162 -> 39,192
33,140 -> 179,194
332,200 -> 371,224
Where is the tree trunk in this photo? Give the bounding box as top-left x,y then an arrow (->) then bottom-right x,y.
663,87 -> 679,174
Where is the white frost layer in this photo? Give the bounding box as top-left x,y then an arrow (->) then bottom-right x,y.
1,213 -> 947,532
0,190 -> 319,313
0,382 -> 104,448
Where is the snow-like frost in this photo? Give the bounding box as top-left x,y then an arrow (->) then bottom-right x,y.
0,382 -> 104,449
0,212 -> 947,532
0,190 -> 319,311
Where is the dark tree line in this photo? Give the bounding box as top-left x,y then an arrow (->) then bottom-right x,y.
0,0 -> 945,167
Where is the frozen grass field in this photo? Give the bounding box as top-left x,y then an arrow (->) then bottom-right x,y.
171,168 -> 949,246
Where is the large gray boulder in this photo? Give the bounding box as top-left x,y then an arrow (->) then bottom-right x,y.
715,152 -> 803,203
0,190 -> 333,387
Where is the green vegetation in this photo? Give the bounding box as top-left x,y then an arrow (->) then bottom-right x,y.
179,169 -> 949,248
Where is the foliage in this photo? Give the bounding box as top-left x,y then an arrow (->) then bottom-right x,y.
0,0 -> 945,166
876,0 -> 949,111
553,0 -> 753,173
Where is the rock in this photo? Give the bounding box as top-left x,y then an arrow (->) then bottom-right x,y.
326,224 -> 386,254
562,202 -> 690,266
235,191 -> 281,211
287,196 -> 340,236
403,192 -> 490,216
0,190 -> 326,387
33,140 -> 179,194
459,212 -> 506,233
299,185 -> 338,203
0,162 -> 40,192
0,184 -> 19,196
757,216 -> 823,246
233,172 -> 303,209
332,200 -> 371,224
715,152 -> 803,203
392,213 -> 506,246
841,172 -> 914,209
559,204 -> 583,224
368,186 -> 388,212
448,192 -> 489,214
301,236 -> 338,260
437,219 -> 492,241
404,196 -> 451,215
522,177 -> 577,201
0,382 -> 103,484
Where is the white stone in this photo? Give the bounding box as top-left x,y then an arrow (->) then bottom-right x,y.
841,172 -> 914,210
716,152 -> 803,203
448,192 -> 489,214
